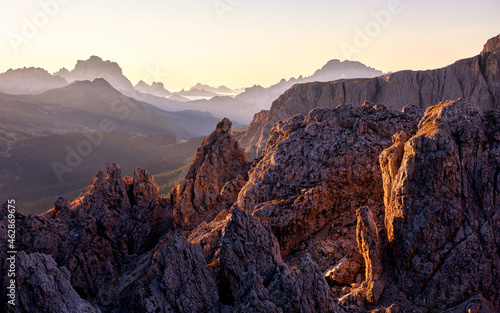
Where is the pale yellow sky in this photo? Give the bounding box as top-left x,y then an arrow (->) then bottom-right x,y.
0,0 -> 499,90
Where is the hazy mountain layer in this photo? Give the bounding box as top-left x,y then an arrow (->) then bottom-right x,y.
0,67 -> 68,95
236,59 -> 384,110
0,78 -> 219,141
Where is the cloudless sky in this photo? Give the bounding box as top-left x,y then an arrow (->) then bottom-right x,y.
0,0 -> 499,90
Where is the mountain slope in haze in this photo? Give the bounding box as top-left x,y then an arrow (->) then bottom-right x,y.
0,78 -> 219,140
236,59 -> 384,110
0,132 -> 204,215
241,33 -> 500,158
189,83 -> 235,94
0,67 -> 68,95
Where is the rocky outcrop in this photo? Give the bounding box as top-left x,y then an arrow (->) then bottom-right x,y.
483,33 -> 500,54
172,118 -> 249,228
238,103 -> 421,271
123,234 -> 220,313
215,206 -> 337,312
216,206 -> 283,304
380,99 -> 500,310
12,163 -> 171,299
241,34 -> 500,159
15,252 -> 100,313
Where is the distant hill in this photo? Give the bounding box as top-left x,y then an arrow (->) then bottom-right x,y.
236,59 -> 384,109
0,132 -> 204,215
135,80 -> 172,97
0,67 -> 68,94
189,83 -> 235,94
0,78 -> 219,141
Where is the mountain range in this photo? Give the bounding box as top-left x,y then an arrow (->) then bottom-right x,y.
241,34 -> 500,158
0,32 -> 499,313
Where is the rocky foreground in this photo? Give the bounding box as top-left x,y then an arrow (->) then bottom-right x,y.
1,96 -> 499,312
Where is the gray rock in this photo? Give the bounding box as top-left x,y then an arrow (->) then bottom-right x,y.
14,251 -> 100,313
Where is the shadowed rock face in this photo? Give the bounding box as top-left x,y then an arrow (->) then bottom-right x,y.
241,34 -> 500,159
120,234 -> 220,313
380,99 -> 500,311
15,252 -> 100,313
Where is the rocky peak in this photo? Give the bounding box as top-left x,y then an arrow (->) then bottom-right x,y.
171,118 -> 249,228
482,33 -> 500,53
56,55 -> 135,92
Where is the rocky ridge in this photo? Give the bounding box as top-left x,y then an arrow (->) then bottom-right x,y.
1,35 -> 500,313
241,34 -> 500,159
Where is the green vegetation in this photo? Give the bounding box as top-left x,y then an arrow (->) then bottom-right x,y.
1,132 -> 203,215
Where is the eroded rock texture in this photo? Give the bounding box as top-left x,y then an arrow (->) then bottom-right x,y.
15,252 -> 100,313
171,118 -> 249,228
380,99 -> 500,310
8,163 -> 170,301
121,234 -> 220,313
238,103 -> 421,271
3,35 -> 500,312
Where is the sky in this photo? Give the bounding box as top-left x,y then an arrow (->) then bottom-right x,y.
0,0 -> 499,91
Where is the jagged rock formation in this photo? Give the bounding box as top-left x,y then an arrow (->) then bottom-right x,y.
483,33 -> 500,53
241,34 -> 500,159
216,206 -> 283,304
238,103 -> 421,272
380,99 -> 500,311
10,163 -> 171,300
122,234 -> 220,313
15,252 -> 100,313
2,47 -> 500,313
171,118 -> 249,228
215,206 -> 338,312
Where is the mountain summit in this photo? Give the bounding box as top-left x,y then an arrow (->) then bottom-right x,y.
55,55 -> 135,93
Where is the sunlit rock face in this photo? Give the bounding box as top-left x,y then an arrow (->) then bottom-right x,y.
380,99 -> 500,311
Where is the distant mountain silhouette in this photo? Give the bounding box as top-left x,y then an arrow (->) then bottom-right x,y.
0,67 -> 68,94
189,83 -> 235,94
236,59 -> 384,109
176,88 -> 218,98
135,80 -> 172,97
0,78 -> 219,140
55,56 -> 135,93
